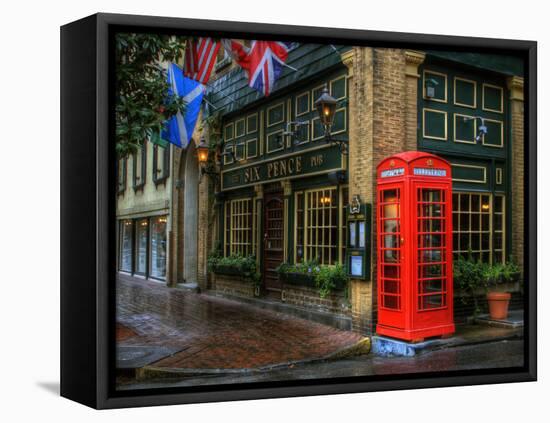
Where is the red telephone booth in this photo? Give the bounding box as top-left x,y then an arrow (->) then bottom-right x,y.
376,151 -> 455,342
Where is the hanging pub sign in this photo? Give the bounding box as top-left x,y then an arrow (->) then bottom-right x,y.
346,200 -> 371,279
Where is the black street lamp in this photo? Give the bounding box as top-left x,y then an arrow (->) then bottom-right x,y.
314,84 -> 348,154
314,85 -> 337,128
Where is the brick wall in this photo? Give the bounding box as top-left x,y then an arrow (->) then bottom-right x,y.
283,285 -> 350,316
213,274 -> 256,298
508,77 -> 525,272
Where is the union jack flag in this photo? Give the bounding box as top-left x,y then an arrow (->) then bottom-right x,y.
183,37 -> 220,84
223,40 -> 294,96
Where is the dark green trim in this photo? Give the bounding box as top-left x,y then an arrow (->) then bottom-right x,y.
426,51 -> 524,77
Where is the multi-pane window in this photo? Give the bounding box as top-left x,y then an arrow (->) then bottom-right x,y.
452,192 -> 505,264
339,186 -> 349,263
117,157 -> 127,194
135,218 -> 148,274
119,220 -> 133,272
133,141 -> 147,190
150,216 -> 167,279
224,198 -> 255,256
420,67 -> 506,154
493,195 -> 505,264
295,186 -> 348,265
153,144 -> 170,184
118,216 -> 168,280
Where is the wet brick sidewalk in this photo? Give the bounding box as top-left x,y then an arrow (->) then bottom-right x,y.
116,274 -> 364,370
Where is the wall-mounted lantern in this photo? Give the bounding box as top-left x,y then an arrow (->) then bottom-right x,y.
197,137 -> 219,180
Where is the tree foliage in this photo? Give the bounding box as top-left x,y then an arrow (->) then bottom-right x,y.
115,33 -> 188,157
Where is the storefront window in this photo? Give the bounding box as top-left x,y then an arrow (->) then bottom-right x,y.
493,195 -> 505,264
295,192 -> 304,262
452,192 -> 505,264
120,220 -> 133,272
150,216 -> 167,279
303,187 -> 339,265
340,186 -> 349,263
224,198 -> 255,256
135,219 -> 148,274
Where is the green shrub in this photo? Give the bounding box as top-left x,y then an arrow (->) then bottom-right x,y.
207,250 -> 257,281
454,254 -> 487,317
315,263 -> 348,298
275,259 -> 319,276
276,260 -> 348,298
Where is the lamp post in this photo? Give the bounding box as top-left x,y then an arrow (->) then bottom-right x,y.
313,84 -> 348,154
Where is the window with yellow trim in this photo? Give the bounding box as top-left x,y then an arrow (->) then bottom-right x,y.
452,192 -> 505,264
295,186 -> 347,265
224,198 -> 255,257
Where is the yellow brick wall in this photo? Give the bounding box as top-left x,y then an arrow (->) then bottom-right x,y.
508,76 -> 525,271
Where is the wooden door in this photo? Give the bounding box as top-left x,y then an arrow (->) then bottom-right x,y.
263,191 -> 284,294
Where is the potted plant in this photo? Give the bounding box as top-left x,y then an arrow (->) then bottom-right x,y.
484,261 -> 520,320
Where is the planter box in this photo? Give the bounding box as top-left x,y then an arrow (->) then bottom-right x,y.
280,272 -> 347,291
280,272 -> 316,287
213,265 -> 247,277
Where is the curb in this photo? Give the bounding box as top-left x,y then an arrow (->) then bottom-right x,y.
372,328 -> 523,357
133,337 -> 371,381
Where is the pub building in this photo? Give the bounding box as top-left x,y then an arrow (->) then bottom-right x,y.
117,43 -> 525,336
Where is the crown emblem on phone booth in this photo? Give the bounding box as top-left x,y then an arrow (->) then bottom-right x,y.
427,159 -> 433,167
389,160 -> 395,168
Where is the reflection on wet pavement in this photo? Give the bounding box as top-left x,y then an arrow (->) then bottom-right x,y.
116,274 -> 364,370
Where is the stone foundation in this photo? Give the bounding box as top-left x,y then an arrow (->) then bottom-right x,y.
213,274 -> 256,298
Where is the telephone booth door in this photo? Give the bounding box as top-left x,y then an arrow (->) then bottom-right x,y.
413,182 -> 454,332
377,183 -> 406,330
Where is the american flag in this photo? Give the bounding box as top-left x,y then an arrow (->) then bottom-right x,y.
223,40 -> 294,96
183,38 -> 221,84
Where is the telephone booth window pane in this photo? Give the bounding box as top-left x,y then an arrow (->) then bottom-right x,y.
384,280 -> 399,294
383,264 -> 400,279
419,294 -> 444,310
380,187 -> 402,310
417,188 -> 447,311
384,296 -> 399,309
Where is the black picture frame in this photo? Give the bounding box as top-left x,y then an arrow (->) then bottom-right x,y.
60,12 -> 537,409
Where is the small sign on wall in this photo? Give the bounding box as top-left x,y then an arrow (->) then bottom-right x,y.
346,201 -> 371,280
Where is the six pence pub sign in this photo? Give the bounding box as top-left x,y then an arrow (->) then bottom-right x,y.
221,144 -> 344,190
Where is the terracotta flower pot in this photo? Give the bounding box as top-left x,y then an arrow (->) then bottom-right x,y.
487,291 -> 511,320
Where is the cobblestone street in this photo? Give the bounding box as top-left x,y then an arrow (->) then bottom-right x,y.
116,274 -> 365,372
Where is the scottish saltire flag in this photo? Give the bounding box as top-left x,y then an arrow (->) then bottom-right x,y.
223,40 -> 294,96
184,38 -> 221,84
161,63 -> 204,148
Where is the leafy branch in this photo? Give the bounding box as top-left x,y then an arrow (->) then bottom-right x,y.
115,33 -> 189,157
